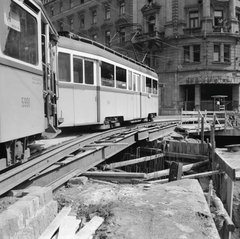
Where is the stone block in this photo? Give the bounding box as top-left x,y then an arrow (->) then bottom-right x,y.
69,176 -> 88,185
24,186 -> 53,207
0,210 -> 23,238
15,200 -> 57,239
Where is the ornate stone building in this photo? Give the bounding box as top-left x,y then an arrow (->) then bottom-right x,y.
43,0 -> 240,115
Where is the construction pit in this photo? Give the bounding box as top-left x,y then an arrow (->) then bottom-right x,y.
0,133 -> 239,239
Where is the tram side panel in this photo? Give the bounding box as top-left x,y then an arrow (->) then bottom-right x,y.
73,84 -> 98,125
0,66 -> 45,142
57,83 -> 75,127
141,93 -> 158,118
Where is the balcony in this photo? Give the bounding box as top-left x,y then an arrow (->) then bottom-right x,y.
183,27 -> 202,35
133,31 -> 164,47
213,26 -> 231,33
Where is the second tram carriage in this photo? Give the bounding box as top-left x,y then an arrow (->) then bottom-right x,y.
57,32 -> 159,129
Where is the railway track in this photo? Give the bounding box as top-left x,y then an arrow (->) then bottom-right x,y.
0,120 -> 179,196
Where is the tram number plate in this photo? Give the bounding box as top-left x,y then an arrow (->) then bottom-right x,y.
22,97 -> 30,107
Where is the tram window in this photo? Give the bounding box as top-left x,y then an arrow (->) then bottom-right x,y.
116,66 -> 126,89
133,74 -> 137,91
73,58 -> 83,83
58,52 -> 71,82
101,61 -> 114,87
153,79 -> 158,94
142,76 -> 146,93
85,60 -> 94,85
146,77 -> 152,93
136,74 -> 141,92
1,1 -> 38,65
128,71 -> 132,90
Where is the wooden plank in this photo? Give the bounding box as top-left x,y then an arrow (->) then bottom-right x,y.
146,160 -> 209,180
73,216 -> 104,239
215,153 -> 236,181
168,162 -> 183,182
165,152 -> 208,161
212,194 -> 235,232
82,171 -> 146,178
104,153 -> 164,169
150,170 -> 221,184
224,176 -> 234,239
58,216 -> 81,239
39,206 -> 71,239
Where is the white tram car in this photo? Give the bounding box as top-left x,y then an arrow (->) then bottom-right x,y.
57,33 -> 159,129
0,0 -> 59,168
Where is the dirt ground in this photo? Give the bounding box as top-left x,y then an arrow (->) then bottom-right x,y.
54,177 -> 220,239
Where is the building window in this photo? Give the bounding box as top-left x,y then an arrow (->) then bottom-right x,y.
69,18 -> 74,31
236,11 -> 240,30
193,45 -> 200,62
189,11 -> 199,28
184,45 -> 201,63
70,0 -> 73,8
148,16 -> 155,32
80,15 -> 84,28
214,10 -> 223,26
92,10 -> 97,24
214,45 -> 220,62
224,44 -> 230,62
92,34 -> 97,41
105,7 -> 110,20
50,6 -> 54,16
120,1 -> 125,15
184,46 -> 190,62
105,30 -> 110,46
119,27 -> 125,43
213,44 -> 231,63
60,1 -> 63,12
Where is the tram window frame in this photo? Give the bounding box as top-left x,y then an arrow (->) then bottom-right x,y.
136,74 -> 141,92
128,70 -> 133,90
1,1 -> 38,65
133,73 -> 137,91
58,52 -> 71,82
116,66 -> 126,89
101,61 -> 114,87
85,59 -> 94,85
142,76 -> 146,93
73,57 -> 83,84
153,79 -> 158,94
146,77 -> 152,93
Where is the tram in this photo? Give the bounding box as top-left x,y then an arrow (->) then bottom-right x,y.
0,0 -> 58,168
57,32 -> 159,129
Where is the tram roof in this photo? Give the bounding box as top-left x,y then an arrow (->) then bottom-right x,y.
58,31 -> 158,77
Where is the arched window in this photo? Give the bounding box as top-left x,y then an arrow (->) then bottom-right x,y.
148,16 -> 155,32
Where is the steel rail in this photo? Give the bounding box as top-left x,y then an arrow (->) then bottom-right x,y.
0,120 -> 179,195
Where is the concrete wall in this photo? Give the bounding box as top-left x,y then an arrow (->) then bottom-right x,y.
0,187 -> 57,239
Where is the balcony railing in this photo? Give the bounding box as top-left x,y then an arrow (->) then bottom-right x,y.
213,26 -> 231,33
133,31 -> 164,43
183,27 -> 202,35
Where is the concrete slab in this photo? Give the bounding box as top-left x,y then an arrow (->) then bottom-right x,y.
62,179 -> 220,239
215,148 -> 240,180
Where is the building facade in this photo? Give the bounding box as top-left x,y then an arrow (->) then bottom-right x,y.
43,0 -> 240,115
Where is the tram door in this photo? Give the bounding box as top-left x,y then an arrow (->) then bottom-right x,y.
73,58 -> 98,124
